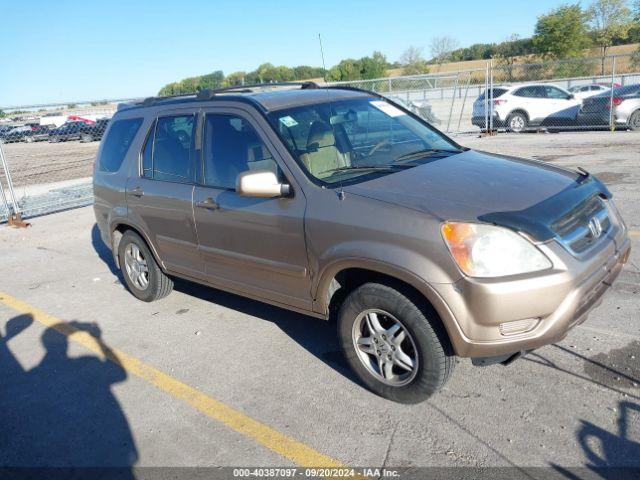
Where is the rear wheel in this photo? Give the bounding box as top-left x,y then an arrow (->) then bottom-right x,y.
49,135 -> 59,143
338,282 -> 455,403
25,136 -> 34,143
80,133 -> 94,142
628,110 -> 640,131
118,230 -> 173,302
506,112 -> 528,133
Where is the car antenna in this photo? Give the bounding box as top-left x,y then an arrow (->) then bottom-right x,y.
318,33 -> 345,200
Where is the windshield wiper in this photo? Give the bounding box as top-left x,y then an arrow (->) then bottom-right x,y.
319,164 -> 415,175
395,148 -> 460,162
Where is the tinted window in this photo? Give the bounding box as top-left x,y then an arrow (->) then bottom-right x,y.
513,86 -> 545,98
142,115 -> 196,183
545,86 -> 569,99
203,114 -> 282,189
98,118 -> 143,172
477,88 -> 508,100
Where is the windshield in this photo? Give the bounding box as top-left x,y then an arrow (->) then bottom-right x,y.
267,97 -> 462,185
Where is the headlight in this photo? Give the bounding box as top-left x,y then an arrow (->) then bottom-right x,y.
441,222 -> 552,278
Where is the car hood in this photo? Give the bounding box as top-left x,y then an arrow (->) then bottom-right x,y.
344,149 -> 611,241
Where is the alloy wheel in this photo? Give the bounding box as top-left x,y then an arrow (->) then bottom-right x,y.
124,243 -> 149,290
351,309 -> 419,386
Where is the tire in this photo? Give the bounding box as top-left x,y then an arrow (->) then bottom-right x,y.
80,133 -> 93,143
49,136 -> 59,143
628,110 -> 640,131
25,136 -> 34,143
118,230 -> 173,302
506,112 -> 528,133
338,282 -> 455,403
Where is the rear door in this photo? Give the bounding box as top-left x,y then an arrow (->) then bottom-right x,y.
125,110 -> 202,278
193,107 -> 312,310
511,86 -> 547,123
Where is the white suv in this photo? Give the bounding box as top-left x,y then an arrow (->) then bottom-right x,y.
472,83 -> 582,132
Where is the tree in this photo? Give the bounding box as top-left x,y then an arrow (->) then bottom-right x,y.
429,36 -> 459,69
359,51 -> 388,79
0,110 -> 5,118
532,4 -> 591,59
399,46 -> 430,75
224,71 -> 246,86
198,71 -> 224,90
494,34 -> 523,81
327,59 -> 362,81
588,0 -> 632,74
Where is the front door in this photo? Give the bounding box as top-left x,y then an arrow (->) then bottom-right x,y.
126,112 -> 202,278
193,109 -> 312,310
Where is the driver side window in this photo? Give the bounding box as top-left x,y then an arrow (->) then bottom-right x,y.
202,114 -> 282,190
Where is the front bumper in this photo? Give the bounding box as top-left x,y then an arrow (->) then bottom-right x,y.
430,227 -> 631,358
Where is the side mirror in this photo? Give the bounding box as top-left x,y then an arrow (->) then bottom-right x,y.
568,94 -> 575,100
236,170 -> 290,198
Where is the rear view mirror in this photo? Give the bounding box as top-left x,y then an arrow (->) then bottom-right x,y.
236,170 -> 290,198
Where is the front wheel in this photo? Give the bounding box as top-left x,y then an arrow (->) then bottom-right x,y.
118,230 -> 173,302
338,283 -> 455,403
628,110 -> 640,131
506,112 -> 528,133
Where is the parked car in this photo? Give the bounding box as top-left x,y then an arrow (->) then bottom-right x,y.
80,118 -> 110,142
23,124 -> 53,142
48,121 -> 85,142
568,84 -> 611,100
472,83 -> 582,132
577,84 -> 640,130
387,96 -> 439,125
0,125 -> 32,143
94,84 -> 630,403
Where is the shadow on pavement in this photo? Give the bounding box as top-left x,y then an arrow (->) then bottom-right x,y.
0,314 -> 137,477
552,401 -> 640,480
90,224 -> 360,386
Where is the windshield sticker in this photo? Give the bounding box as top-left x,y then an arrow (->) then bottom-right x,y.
279,116 -> 298,127
370,101 -> 406,117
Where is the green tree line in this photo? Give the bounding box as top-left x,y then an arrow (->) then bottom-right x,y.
159,0 -> 640,96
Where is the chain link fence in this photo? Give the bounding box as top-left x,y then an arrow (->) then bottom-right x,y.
332,53 -> 640,134
1,53 -> 639,223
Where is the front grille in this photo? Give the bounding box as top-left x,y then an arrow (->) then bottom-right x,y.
552,195 -> 611,255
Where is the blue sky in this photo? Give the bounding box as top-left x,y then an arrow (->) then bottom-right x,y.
1,0 -> 570,106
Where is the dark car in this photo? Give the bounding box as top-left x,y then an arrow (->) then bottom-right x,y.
577,84 -> 640,130
48,121 -> 85,142
80,118 -> 110,142
0,125 -> 32,143
23,124 -> 53,142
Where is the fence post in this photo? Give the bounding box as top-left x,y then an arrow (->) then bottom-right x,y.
0,140 -> 29,227
609,56 -> 616,132
457,72 -> 472,132
489,58 -> 494,131
484,62 -> 489,133
446,73 -> 460,133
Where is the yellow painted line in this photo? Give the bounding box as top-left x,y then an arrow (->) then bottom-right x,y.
630,230 -> 640,237
0,290 -> 344,469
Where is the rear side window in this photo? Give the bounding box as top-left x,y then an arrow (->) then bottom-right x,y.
141,115 -> 197,183
98,118 -> 143,172
477,88 -> 508,100
513,86 -> 546,98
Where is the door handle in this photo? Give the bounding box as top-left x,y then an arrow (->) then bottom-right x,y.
130,187 -> 144,198
195,197 -> 219,211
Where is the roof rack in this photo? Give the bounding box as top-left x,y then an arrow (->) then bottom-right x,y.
119,81 -> 321,110
195,81 -> 319,100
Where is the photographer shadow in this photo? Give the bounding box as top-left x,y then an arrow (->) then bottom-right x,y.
0,314 -> 137,477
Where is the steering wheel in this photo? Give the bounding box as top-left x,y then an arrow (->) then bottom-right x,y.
367,140 -> 391,157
